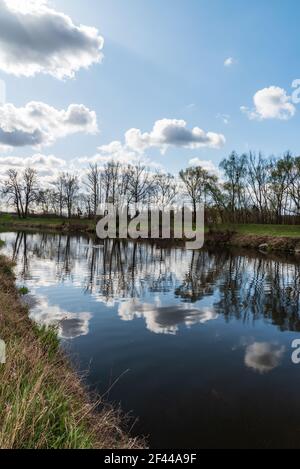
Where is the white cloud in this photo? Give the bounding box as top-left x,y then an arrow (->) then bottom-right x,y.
0,153 -> 68,183
78,140 -> 163,170
241,86 -> 296,120
224,57 -> 236,67
0,153 -> 65,169
0,101 -> 98,151
188,158 -> 220,176
78,118 -> 225,169
0,0 -> 104,79
245,342 -> 285,374
77,141 -> 157,168
125,119 -> 225,154
96,141 -> 143,165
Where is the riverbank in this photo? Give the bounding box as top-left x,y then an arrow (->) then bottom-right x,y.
205,229 -> 300,253
0,247 -> 145,449
0,215 -> 95,234
1,215 -> 300,253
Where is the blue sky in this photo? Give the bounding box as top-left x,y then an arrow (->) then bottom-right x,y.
0,0 -> 300,176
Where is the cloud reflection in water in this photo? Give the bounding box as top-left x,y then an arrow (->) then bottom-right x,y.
29,296 -> 92,340
119,299 -> 218,335
245,342 -> 285,374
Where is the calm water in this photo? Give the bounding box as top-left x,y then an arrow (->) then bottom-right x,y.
2,231 -> 300,449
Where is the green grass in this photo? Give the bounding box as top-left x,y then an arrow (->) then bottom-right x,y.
32,324 -> 61,360
0,215 -> 95,227
1,215 -> 300,239
18,286 -> 30,296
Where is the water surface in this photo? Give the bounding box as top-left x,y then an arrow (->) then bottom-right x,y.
2,231 -> 300,449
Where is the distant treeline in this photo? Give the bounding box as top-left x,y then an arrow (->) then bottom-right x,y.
1,151 -> 300,225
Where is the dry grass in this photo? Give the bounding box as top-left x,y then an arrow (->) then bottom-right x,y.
0,254 -> 145,449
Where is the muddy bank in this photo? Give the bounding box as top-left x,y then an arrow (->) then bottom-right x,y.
205,230 -> 300,254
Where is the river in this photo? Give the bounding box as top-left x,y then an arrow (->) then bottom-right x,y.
1,231 -> 300,449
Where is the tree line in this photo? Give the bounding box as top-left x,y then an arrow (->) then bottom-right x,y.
1,151 -> 300,225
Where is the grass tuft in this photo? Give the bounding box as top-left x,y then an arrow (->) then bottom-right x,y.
18,286 -> 30,296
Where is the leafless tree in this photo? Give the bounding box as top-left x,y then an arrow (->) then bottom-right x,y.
101,162 -> 121,204
54,174 -> 66,217
2,168 -> 38,218
126,164 -> 154,207
288,156 -> 300,216
85,163 -> 101,217
245,152 -> 270,222
61,173 -> 79,219
153,172 -> 177,207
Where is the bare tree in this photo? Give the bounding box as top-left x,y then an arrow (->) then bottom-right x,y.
246,152 -> 269,222
23,168 -> 38,217
101,162 -> 122,204
2,168 -> 38,218
2,169 -> 23,217
153,173 -> 177,207
85,163 -> 101,217
267,153 -> 293,224
54,174 -> 66,217
62,173 -> 79,219
288,156 -> 300,216
126,164 -> 154,207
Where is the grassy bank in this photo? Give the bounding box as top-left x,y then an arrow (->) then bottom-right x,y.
0,214 -> 95,234
0,250 -> 144,449
1,214 -> 300,236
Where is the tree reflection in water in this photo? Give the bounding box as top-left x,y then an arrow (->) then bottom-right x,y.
3,231 -> 300,333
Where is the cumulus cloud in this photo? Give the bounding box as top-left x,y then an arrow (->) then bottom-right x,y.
188,158 -> 220,176
0,153 -> 68,184
241,86 -> 296,120
0,101 -> 98,151
125,119 -> 226,154
79,118 -> 225,169
0,0 -> 104,79
245,342 -> 285,374
83,141 -> 143,166
78,140 -> 163,170
0,153 -> 65,169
